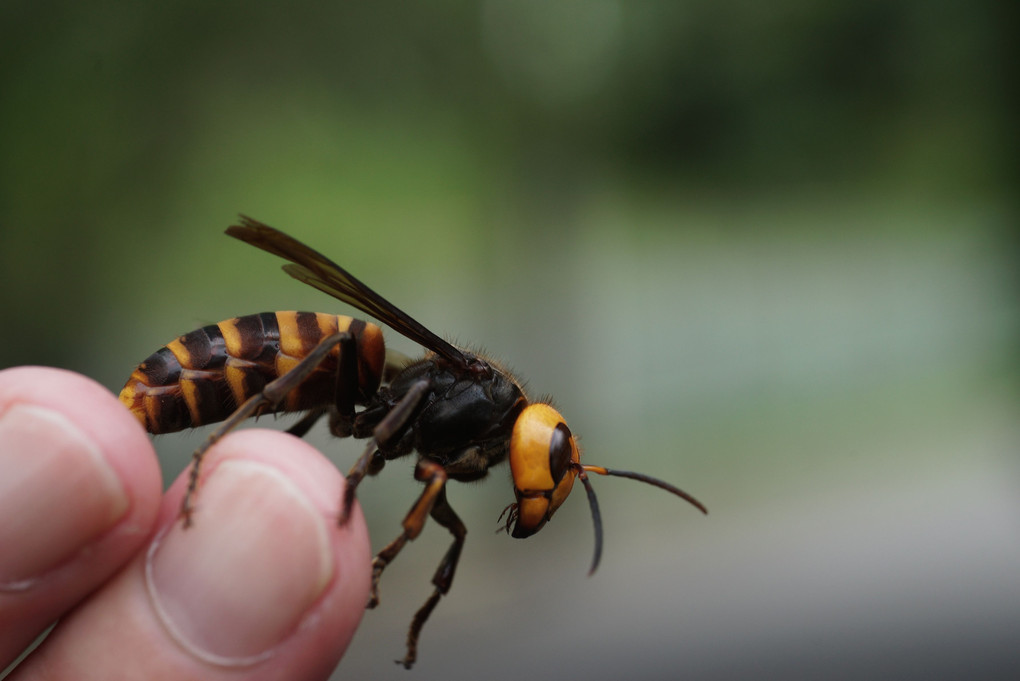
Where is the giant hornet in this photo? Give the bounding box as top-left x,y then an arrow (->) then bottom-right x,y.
119,217 -> 707,668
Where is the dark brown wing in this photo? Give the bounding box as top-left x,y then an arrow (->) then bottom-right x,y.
226,215 -> 470,369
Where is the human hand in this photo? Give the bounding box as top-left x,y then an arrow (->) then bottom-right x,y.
0,366 -> 371,680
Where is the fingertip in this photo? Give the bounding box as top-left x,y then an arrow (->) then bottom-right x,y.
0,367 -> 163,576
0,366 -> 163,515
149,429 -> 371,671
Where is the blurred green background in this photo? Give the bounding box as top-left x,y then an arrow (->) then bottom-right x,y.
2,1 -> 1016,679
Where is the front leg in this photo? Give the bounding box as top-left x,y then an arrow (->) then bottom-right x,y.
399,481 -> 466,669
362,460 -> 464,669
368,459 -> 449,608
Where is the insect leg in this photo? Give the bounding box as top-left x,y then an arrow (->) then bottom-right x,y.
286,407 -> 326,437
367,459 -> 448,609
339,379 -> 430,524
328,332 -> 359,438
283,330 -> 360,439
180,331 -> 350,526
400,481 -> 466,669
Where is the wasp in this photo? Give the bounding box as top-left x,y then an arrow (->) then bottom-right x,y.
119,216 -> 707,668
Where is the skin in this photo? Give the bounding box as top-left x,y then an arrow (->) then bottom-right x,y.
0,366 -> 372,681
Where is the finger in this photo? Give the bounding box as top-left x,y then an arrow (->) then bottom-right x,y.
0,367 -> 162,667
15,429 -> 372,681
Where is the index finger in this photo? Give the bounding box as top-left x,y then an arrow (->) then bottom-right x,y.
0,366 -> 163,666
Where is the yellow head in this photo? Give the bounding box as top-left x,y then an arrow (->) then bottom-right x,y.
502,402 -> 708,574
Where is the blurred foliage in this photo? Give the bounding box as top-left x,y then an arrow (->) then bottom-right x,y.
1,3 -> 1011,373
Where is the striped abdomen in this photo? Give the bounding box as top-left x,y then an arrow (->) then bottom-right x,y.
119,311 -> 385,434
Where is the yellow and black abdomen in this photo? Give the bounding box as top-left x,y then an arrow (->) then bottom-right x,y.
119,311 -> 385,434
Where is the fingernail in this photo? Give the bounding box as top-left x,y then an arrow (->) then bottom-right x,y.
146,459 -> 335,664
0,404 -> 129,588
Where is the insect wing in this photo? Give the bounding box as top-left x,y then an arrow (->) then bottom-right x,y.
227,216 -> 469,368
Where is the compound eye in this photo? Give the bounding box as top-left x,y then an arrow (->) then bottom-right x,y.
549,423 -> 574,486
